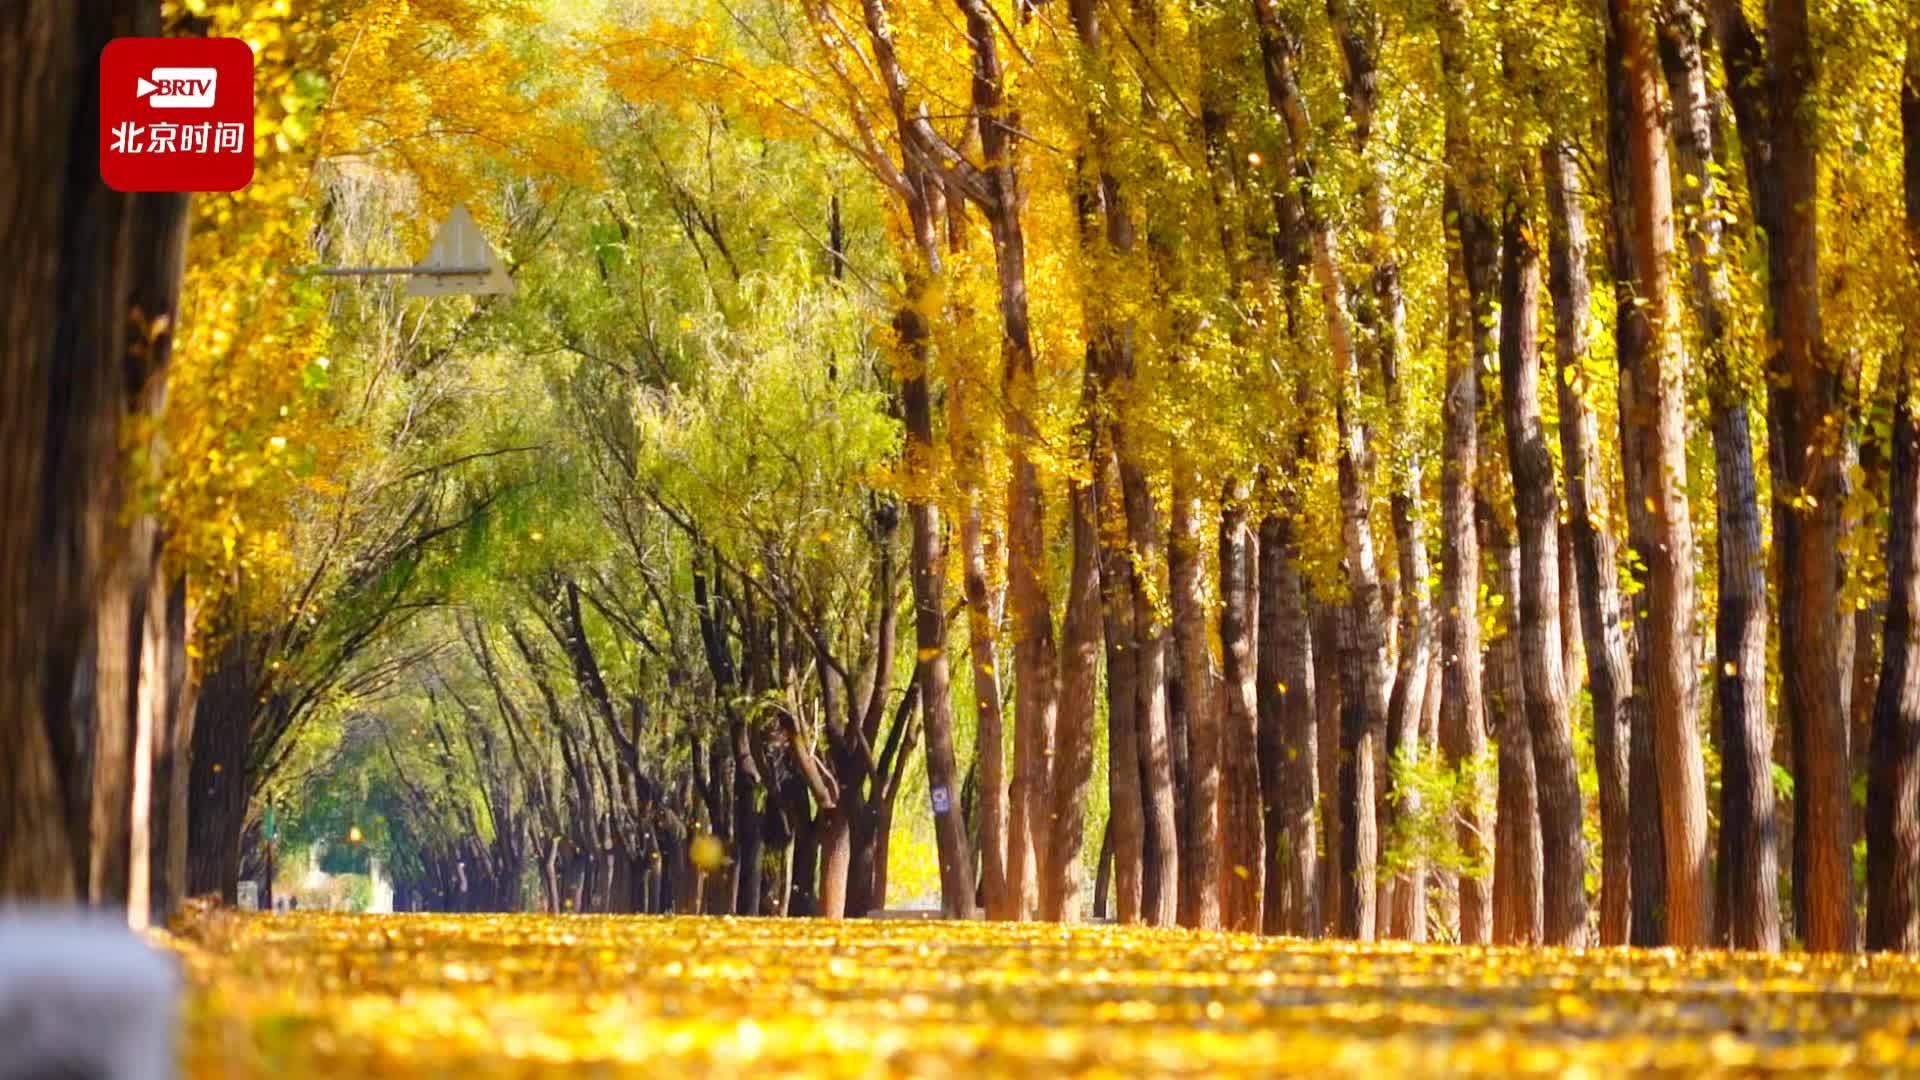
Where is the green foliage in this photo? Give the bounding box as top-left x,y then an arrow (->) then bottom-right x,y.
318,843 -> 372,877
1382,744 -> 1496,887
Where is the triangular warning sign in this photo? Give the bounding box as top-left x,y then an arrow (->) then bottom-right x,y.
405,205 -> 514,298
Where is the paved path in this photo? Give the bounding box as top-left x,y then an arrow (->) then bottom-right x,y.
173,913 -> 1920,1076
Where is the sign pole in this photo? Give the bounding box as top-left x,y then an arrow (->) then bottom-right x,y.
304,205 -> 515,298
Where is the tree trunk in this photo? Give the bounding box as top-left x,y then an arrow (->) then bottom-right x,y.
1331,262 -> 1387,942
1099,448 -> 1146,923
1484,487 -> 1542,946
951,0 -> 1058,924
961,505 -> 1010,919
1332,602 -> 1376,941
1610,0 -> 1710,947
786,786 -> 820,917
1444,180 -> 1495,945
1384,524 -> 1430,941
1258,504 -> 1318,936
1328,0 -> 1428,944
148,578 -> 197,924
543,834 -> 563,914
1705,289 -> 1783,946
733,768 -> 764,916
1557,526 -> 1584,700
999,381 -> 1051,913
1046,474 -> 1102,922
1851,576 -> 1881,878
1435,0 -> 1495,945
1420,652 -> 1446,940
900,280 -> 980,918
818,799 -> 851,918
1168,656 -> 1193,920
90,494 -> 154,912
1870,365 -> 1920,951
1063,0 -> 1140,929
1170,475 -> 1221,930
1866,32 -> 1920,953
1712,0 -> 1850,951
126,553 -> 164,928
1771,0 -> 1853,956
1310,597 -> 1342,937
1219,479 -> 1264,932
1122,446 -> 1180,926
1498,193 -> 1588,946
1601,20 -> 1669,949
0,0 -> 86,899
1250,0 -> 1390,942
1544,140 -> 1634,947
94,96 -> 189,922
187,648 -> 253,902
1658,0 -> 1779,951
0,0 -> 183,905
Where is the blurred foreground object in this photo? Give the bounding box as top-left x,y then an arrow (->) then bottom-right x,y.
0,910 -> 178,1080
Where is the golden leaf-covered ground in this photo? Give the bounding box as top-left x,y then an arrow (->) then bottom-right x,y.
171,914 -> 1920,1076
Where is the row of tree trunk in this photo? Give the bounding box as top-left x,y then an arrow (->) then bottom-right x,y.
902,0 -> 1920,952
